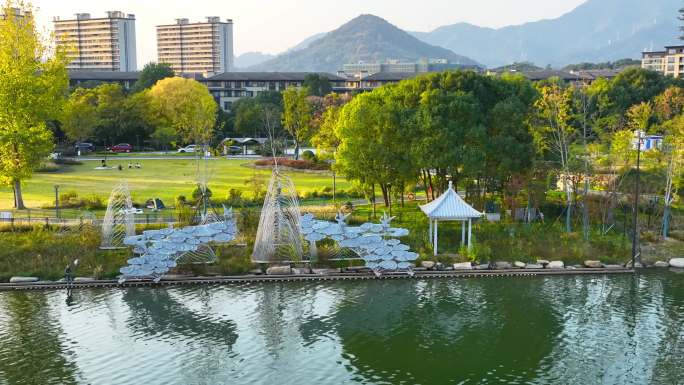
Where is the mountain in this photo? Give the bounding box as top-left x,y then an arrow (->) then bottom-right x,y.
234,52 -> 276,69
412,0 -> 682,68
286,32 -> 327,52
248,14 -> 480,72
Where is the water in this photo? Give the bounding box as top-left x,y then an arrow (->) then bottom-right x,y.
1,271 -> 683,385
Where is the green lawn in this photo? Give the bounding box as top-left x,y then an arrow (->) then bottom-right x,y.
0,158 -> 349,210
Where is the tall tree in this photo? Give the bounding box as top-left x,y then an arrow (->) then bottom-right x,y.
303,74 -> 332,97
534,79 -> 576,232
148,77 -> 217,145
0,1 -> 69,209
62,88 -> 100,143
282,86 -> 313,160
131,62 -> 175,93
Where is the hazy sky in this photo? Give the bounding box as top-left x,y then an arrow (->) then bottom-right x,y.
33,0 -> 587,66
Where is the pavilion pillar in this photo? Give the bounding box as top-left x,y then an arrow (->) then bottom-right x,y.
467,219 -> 472,250
429,219 -> 433,245
461,220 -> 466,245
433,220 -> 438,256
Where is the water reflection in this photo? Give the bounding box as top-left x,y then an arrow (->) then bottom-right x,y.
331,279 -> 560,384
123,287 -> 238,347
0,292 -> 81,385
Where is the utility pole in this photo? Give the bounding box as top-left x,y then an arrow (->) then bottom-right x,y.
632,131 -> 643,268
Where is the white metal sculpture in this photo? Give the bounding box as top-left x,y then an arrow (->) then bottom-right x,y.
119,206 -> 238,282
100,181 -> 136,249
252,169 -> 304,263
300,211 -> 417,274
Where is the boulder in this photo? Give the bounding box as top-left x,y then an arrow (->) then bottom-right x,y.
669,258 -> 684,268
74,277 -> 95,282
248,269 -> 264,275
653,261 -> 670,268
9,276 -> 38,283
584,260 -> 603,268
514,261 -> 526,269
493,261 -> 512,270
421,261 -> 436,270
475,264 -> 490,270
453,262 -> 473,270
266,266 -> 292,275
291,268 -> 310,275
603,264 -> 623,270
536,259 -> 550,266
566,266 -> 577,270
312,268 -> 339,275
525,264 -> 544,269
547,261 -> 565,269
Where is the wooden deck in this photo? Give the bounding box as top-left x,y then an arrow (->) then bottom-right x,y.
0,268 -> 634,292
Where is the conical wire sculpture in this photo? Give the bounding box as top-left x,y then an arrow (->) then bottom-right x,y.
252,169 -> 304,263
100,181 -> 136,249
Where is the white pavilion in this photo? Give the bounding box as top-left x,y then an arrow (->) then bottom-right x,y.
420,181 -> 484,255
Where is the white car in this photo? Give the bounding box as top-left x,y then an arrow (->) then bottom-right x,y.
178,145 -> 199,153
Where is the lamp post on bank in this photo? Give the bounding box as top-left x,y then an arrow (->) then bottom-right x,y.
632,130 -> 644,269
54,185 -> 60,220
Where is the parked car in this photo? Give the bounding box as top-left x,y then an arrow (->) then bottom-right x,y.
109,143 -> 133,153
74,142 -> 94,153
178,144 -> 199,153
227,145 -> 242,154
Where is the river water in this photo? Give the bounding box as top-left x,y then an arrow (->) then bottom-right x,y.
0,271 -> 683,385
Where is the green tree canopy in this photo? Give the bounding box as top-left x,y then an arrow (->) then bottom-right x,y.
0,1 -> 69,208
131,62 -> 175,93
303,74 -> 332,97
282,86 -> 313,159
148,77 -> 218,145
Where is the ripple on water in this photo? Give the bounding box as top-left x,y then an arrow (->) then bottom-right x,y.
0,271 -> 683,384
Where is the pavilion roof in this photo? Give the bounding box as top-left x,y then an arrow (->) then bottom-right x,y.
420,182 -> 483,220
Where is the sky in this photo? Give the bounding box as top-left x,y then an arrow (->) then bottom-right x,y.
33,0 -> 587,67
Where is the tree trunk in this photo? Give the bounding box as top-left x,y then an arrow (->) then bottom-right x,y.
13,179 -> 25,210
371,183 -> 376,218
427,170 -> 435,201
294,140 -> 300,160
400,181 -> 405,208
564,175 -> 572,233
380,184 -> 389,207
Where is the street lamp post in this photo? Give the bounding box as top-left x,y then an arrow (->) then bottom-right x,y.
54,185 -> 60,219
631,131 -> 644,268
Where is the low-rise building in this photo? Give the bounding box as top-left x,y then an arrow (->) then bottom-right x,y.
642,45 -> 684,78
204,72 -> 347,111
340,59 -> 481,78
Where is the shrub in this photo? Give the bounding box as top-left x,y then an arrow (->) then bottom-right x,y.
301,150 -> 317,162
192,185 -> 212,201
226,188 -> 245,207
253,157 -> 329,170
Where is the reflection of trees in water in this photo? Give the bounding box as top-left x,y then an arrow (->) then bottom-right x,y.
648,272 -> 684,384
331,279 -> 560,384
123,288 -> 238,347
0,292 -> 81,385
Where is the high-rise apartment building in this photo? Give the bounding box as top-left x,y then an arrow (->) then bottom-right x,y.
642,45 -> 684,78
54,11 -> 137,72
157,17 -> 234,75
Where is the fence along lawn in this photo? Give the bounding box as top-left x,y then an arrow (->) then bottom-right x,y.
0,158 -> 349,210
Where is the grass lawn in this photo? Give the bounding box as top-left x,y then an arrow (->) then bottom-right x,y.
0,158 -> 350,210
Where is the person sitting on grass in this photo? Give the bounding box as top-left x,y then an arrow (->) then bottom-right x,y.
135,162 -> 142,169
118,164 -> 123,171
128,162 -> 133,169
